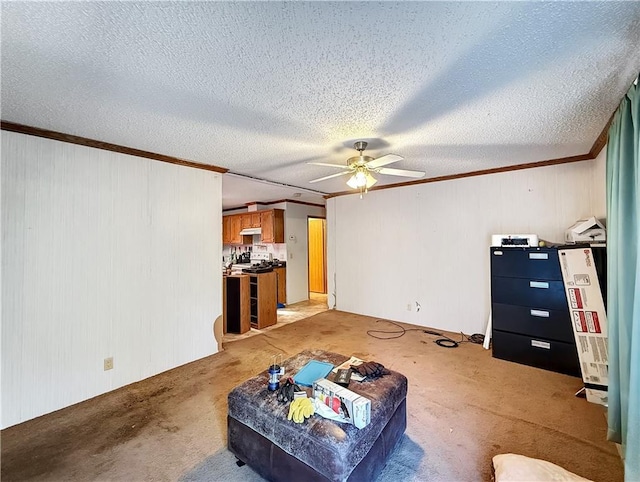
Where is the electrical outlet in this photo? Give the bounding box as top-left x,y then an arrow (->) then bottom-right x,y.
104,357 -> 114,371
416,302 -> 421,312
406,303 -> 412,311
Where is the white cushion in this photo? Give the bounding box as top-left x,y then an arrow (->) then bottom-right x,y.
493,453 -> 593,481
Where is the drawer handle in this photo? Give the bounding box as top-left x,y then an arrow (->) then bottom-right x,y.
531,340 -> 551,349
530,309 -> 550,318
529,253 -> 549,260
529,281 -> 549,289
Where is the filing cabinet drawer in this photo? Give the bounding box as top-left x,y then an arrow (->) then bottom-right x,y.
492,330 -> 580,377
491,247 -> 562,280
492,303 -> 574,343
491,276 -> 568,311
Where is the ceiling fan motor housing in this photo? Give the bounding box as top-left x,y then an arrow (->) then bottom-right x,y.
347,155 -> 374,167
353,141 -> 368,152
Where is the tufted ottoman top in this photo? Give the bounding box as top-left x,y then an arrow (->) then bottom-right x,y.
227,349 -> 408,481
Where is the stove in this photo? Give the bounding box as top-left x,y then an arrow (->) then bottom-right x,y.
242,266 -> 274,274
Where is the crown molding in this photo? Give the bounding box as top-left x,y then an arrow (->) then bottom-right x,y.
324,152 -> 593,199
1,121 -> 228,174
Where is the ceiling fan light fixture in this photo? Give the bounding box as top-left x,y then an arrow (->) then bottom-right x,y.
347,168 -> 377,196
364,172 -> 377,189
347,170 -> 368,189
308,139 -> 424,197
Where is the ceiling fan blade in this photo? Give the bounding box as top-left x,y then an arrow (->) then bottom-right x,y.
308,162 -> 349,169
309,171 -> 351,183
377,167 -> 425,178
366,154 -> 403,169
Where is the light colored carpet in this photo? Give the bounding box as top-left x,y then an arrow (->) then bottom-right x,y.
1,310 -> 622,481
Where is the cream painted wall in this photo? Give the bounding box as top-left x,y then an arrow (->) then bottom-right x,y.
326,157 -> 606,335
284,203 -> 326,304
1,131 -> 222,428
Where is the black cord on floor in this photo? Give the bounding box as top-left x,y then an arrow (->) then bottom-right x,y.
367,319 -> 485,348
366,320 -> 425,339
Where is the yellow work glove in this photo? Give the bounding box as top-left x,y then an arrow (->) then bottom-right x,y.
287,397 -> 315,423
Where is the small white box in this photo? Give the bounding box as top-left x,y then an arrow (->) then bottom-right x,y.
313,378 -> 371,429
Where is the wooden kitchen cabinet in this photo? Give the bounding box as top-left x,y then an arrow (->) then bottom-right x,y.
223,209 -> 284,244
229,215 -> 243,244
241,212 -> 261,228
225,214 -> 252,245
249,271 -> 277,329
261,209 -> 284,243
240,213 -> 252,229
274,267 -> 286,305
222,215 -> 232,244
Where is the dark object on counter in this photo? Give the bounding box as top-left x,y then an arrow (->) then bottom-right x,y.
237,252 -> 251,264
242,266 -> 274,274
350,361 -> 390,380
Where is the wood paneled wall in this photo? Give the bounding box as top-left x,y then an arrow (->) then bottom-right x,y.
326,153 -> 606,335
1,131 -> 222,428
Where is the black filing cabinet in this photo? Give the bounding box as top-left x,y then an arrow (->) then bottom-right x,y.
491,247 -> 580,377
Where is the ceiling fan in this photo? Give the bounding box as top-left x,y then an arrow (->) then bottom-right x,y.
308,141 -> 425,195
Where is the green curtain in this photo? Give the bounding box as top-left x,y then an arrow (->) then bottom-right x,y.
606,76 -> 639,481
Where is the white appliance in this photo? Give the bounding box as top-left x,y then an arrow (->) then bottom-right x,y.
565,217 -> 606,244
239,227 -> 261,236
250,244 -> 272,264
491,234 -> 539,248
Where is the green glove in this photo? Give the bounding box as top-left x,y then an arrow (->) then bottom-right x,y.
287,397 -> 315,423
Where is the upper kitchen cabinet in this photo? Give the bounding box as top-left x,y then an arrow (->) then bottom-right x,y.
240,212 -> 262,229
222,209 -> 284,244
241,213 -> 252,229
261,209 -> 284,243
222,215 -> 232,244
229,215 -> 246,244
251,212 -> 261,228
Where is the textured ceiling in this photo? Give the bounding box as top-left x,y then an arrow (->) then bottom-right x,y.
2,2 -> 640,208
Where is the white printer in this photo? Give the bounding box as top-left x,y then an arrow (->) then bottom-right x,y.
565,216 -> 606,244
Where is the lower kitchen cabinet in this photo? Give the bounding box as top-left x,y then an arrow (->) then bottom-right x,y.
249,271 -> 277,329
274,267 -> 286,305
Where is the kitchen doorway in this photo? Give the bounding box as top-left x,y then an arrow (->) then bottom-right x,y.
307,217 -> 327,295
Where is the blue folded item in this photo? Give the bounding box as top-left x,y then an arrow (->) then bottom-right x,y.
293,360 -> 334,387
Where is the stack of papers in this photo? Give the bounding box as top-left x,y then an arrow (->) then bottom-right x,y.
332,356 -> 366,382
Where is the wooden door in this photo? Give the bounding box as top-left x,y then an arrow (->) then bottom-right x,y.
308,218 -> 326,293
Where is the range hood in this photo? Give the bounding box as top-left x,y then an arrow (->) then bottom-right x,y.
239,227 -> 262,236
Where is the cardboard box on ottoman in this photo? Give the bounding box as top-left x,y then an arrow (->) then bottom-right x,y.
313,378 -> 371,429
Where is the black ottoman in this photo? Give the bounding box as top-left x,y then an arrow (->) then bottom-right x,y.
227,349 -> 408,481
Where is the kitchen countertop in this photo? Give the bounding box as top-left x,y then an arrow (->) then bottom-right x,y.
223,262 -> 286,276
